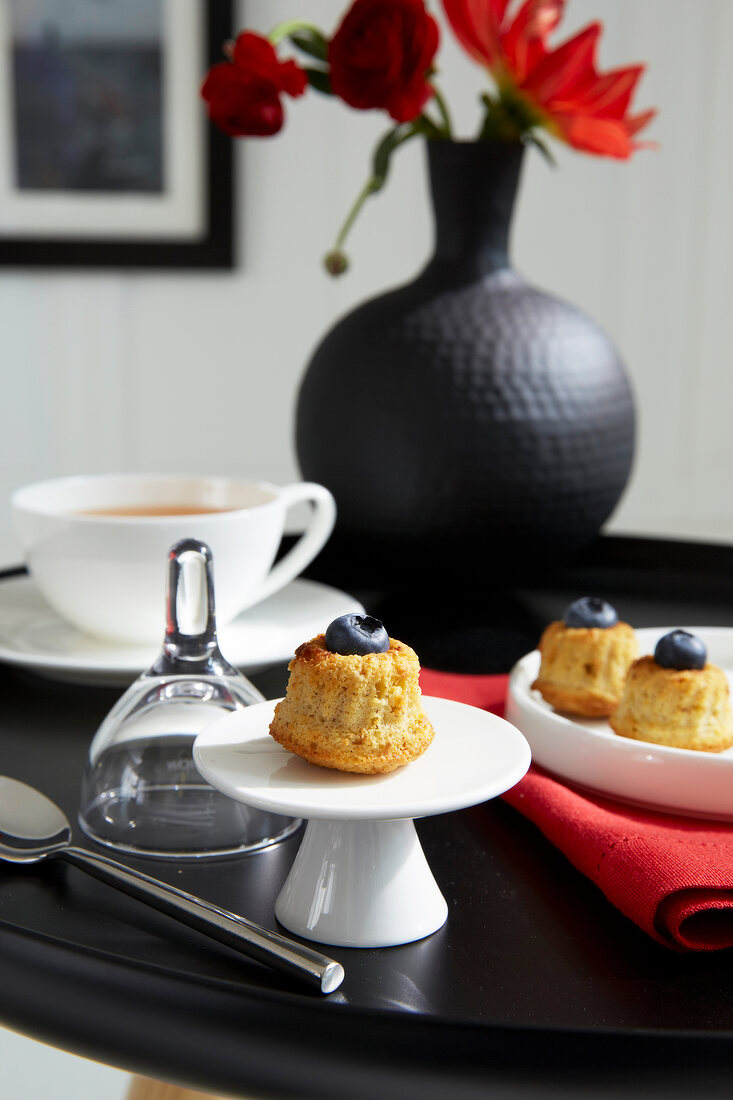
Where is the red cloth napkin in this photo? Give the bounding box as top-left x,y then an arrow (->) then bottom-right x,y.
420,667 -> 733,951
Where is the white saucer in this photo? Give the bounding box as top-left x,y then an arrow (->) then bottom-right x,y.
0,574 -> 365,687
506,626 -> 733,821
194,697 -> 530,947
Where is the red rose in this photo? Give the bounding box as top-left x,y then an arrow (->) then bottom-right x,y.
329,0 -> 439,123
201,32 -> 307,137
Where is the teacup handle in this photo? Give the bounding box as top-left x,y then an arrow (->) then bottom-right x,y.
255,482 -> 336,604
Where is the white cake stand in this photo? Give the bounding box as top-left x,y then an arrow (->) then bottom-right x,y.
193,696 -> 530,948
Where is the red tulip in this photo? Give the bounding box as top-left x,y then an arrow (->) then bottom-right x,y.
443,0 -> 655,157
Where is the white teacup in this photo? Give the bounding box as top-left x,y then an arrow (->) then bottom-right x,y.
11,473 -> 336,644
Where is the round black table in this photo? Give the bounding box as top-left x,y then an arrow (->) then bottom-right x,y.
3,535 -> 733,1099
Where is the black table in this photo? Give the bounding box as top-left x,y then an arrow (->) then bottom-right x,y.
3,535 -> 733,1099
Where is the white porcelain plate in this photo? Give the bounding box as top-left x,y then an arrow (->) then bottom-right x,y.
0,575 -> 365,686
194,696 -> 531,822
506,626 -> 733,821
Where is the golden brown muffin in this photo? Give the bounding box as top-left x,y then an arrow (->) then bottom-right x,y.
268,634 -> 435,774
532,619 -> 638,718
609,655 -> 733,752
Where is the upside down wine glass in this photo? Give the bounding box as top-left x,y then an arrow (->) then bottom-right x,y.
78,538 -> 298,858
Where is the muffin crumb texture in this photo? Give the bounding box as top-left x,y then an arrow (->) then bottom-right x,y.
269,634 -> 434,773
532,620 -> 638,718
610,655 -> 733,752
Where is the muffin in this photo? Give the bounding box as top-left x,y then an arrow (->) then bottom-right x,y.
268,614 -> 434,774
610,629 -> 733,752
532,596 -> 638,718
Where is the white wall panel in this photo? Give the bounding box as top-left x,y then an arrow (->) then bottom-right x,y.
0,0 -> 731,563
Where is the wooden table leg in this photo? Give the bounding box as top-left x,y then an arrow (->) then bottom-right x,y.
126,1075 -> 249,1100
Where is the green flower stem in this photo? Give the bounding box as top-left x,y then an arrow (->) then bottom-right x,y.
478,82 -> 552,146
268,19 -> 323,46
478,92 -> 519,142
428,84 -> 452,138
325,124 -> 421,274
333,177 -> 379,254
412,114 -> 444,141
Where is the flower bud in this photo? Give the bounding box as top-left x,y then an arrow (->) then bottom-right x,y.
324,250 -> 349,276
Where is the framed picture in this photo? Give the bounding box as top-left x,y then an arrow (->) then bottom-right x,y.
0,0 -> 234,268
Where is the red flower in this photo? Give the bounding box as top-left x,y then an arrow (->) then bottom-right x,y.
201,32 -> 308,137
329,0 -> 440,124
443,0 -> 656,157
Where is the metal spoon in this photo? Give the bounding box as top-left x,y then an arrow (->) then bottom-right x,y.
0,776 -> 344,994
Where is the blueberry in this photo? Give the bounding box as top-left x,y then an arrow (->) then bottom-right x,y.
325,614 -> 390,656
563,596 -> 618,630
654,630 -> 706,671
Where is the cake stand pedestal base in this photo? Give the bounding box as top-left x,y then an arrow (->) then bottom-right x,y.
275,818 -> 448,948
194,695 -> 531,951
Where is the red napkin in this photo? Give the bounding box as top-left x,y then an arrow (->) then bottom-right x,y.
420,667 -> 733,951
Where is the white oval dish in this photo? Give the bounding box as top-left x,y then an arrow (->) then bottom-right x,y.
506,626 -> 733,821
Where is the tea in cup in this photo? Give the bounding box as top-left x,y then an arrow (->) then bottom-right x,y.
11,473 -> 336,644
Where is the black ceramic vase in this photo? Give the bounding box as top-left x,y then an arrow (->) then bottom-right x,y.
296,139 -> 634,587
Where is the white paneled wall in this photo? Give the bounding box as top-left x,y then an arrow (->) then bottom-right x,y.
0,0 -> 731,567
512,0 -> 733,543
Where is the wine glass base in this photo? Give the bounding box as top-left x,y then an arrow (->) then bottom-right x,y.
79,772 -> 299,860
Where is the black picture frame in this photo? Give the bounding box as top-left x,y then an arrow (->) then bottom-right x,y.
0,0 -> 234,270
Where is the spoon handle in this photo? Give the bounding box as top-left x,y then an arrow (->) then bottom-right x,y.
60,846 -> 344,994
